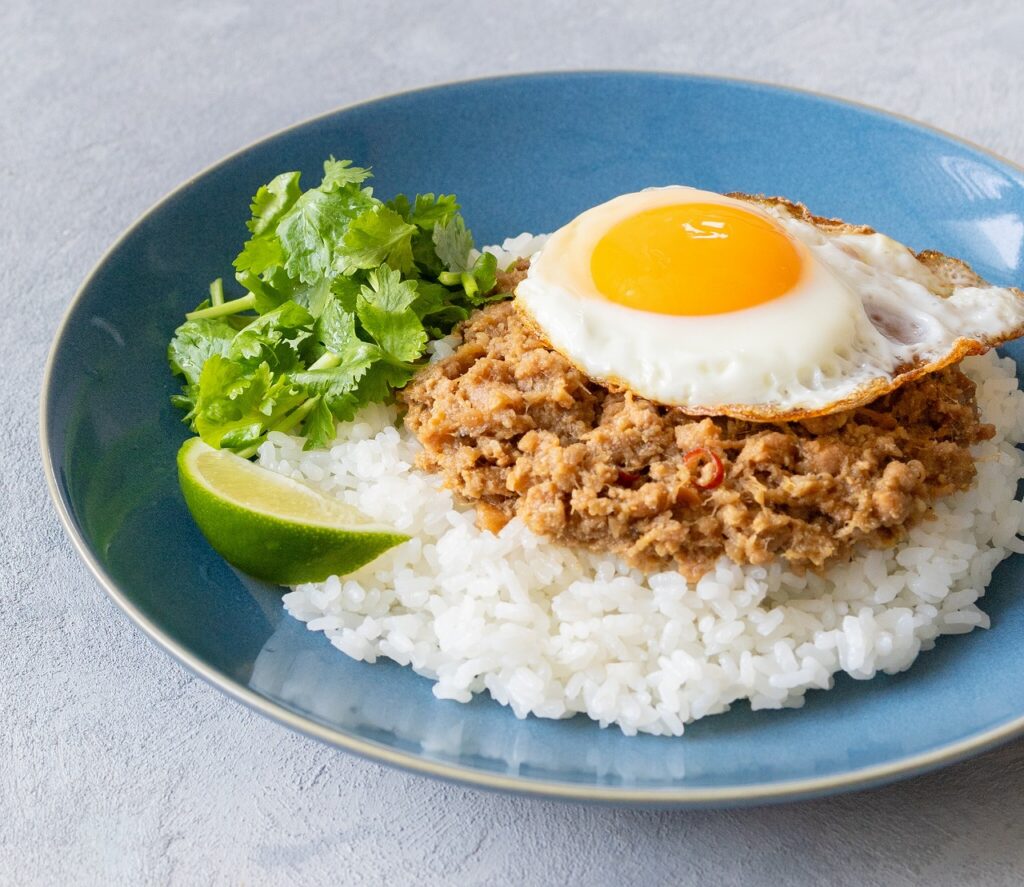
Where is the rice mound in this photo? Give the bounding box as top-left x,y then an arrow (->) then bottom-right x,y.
259,244 -> 1024,737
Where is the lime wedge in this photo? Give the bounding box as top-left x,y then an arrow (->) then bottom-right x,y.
177,437 -> 408,584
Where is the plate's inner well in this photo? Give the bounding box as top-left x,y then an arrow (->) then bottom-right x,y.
44,73 -> 1024,800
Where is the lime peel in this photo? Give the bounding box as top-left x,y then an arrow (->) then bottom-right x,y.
177,437 -> 408,584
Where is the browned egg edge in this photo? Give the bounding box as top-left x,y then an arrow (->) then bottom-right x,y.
509,193 -> 1024,423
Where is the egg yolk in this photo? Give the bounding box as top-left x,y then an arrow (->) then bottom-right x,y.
590,202 -> 803,316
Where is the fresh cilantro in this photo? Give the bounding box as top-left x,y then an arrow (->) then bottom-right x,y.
356,266 -> 426,362
233,236 -> 284,276
438,251 -> 498,303
396,193 -> 461,229
168,318 -> 236,386
292,346 -> 382,397
315,296 -> 363,356
352,360 -> 416,404
328,275 -> 362,313
247,171 -> 302,236
320,158 -> 373,190
192,358 -> 270,448
289,277 -> 334,319
277,186 -> 375,283
410,280 -> 470,337
191,357 -> 307,451
168,157 -> 519,456
432,215 -> 474,272
465,251 -> 498,302
301,397 -> 336,451
409,280 -> 451,317
323,392 -> 362,424
228,301 -> 313,371
338,206 -> 417,274
240,272 -> 290,314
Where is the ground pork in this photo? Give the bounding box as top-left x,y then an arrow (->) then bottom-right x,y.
401,301 -> 994,579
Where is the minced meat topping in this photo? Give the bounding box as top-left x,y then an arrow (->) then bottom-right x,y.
401,300 -> 994,578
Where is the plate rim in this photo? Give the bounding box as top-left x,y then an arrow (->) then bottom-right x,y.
40,69 -> 1024,806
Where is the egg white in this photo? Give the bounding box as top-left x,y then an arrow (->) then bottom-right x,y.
514,186 -> 1024,419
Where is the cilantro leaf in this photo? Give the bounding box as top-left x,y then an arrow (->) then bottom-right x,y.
170,391 -> 198,415
356,266 -> 426,362
301,397 -> 336,450
410,280 -> 453,318
192,357 -> 271,448
324,392 -> 362,424
233,172 -> 300,278
219,423 -> 266,450
400,193 -> 460,229
413,193 -> 459,227
247,172 -> 302,236
465,251 -> 498,303
315,296 -> 362,356
258,374 -> 306,421
233,236 -> 284,276
289,277 -> 333,319
277,185 -> 376,283
432,214 -> 474,272
291,341 -> 381,397
410,232 -> 444,277
338,205 -> 417,275
437,250 -> 499,304
192,357 -> 306,449
352,360 -> 416,404
321,158 -> 372,191
275,191 -> 345,284
233,271 -> 290,314
328,275 -> 361,313
386,193 -> 411,220
229,301 -> 313,370
394,195 -> 465,277
168,318 -> 236,386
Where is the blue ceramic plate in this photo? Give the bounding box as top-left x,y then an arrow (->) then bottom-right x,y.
42,73 -> 1024,806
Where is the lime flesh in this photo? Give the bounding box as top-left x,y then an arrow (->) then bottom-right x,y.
177,437 -> 409,584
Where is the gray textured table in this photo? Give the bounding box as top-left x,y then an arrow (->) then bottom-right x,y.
6,1 -> 1024,884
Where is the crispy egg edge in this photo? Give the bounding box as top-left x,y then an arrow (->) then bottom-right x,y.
511,193 -> 1024,423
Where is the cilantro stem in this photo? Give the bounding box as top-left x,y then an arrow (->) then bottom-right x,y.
235,441 -> 262,460
272,395 -> 322,434
209,278 -> 224,306
186,293 -> 256,320
438,269 -> 478,298
235,271 -> 275,305
235,396 -> 322,459
309,351 -> 342,371
237,353 -> 340,457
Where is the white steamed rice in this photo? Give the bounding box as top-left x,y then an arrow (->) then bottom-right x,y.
258,237 -> 1024,737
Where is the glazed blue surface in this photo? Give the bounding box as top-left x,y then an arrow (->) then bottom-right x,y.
43,73 -> 1024,804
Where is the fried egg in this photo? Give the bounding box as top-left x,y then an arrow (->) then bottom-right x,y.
514,186 -> 1024,420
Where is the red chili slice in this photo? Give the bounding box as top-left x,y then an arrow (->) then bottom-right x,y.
616,469 -> 643,489
684,446 -> 724,490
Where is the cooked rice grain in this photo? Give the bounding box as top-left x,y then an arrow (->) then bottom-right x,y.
259,245 -> 1024,736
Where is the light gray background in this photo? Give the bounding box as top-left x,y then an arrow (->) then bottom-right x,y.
5,0 -> 1024,884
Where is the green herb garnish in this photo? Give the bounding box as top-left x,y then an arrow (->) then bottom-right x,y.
167,158 -> 504,456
